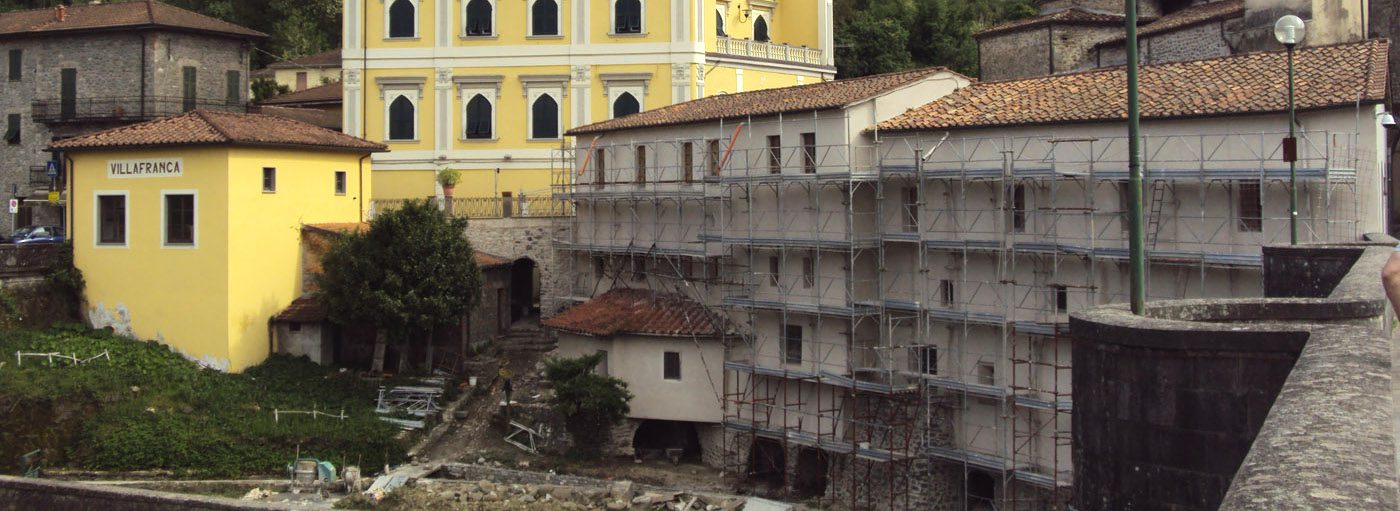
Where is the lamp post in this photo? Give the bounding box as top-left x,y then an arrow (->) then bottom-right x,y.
1275,15 -> 1305,245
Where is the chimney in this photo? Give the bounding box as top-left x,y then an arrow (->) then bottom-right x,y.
55,5 -> 67,22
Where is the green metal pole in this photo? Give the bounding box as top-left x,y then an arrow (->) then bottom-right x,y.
1126,0 -> 1146,315
1288,45 -> 1298,245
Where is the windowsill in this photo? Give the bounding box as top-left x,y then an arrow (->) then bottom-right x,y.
387,139 -> 421,144
384,37 -> 421,41
608,32 -> 648,38
461,137 -> 499,142
461,34 -> 497,40
94,243 -> 128,249
262,190 -> 276,194
527,34 -> 564,40
162,243 -> 198,250
527,137 -> 561,142
336,192 -> 347,196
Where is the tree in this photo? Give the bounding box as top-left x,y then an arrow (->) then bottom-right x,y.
315,200 -> 482,373
834,0 -> 1038,78
544,353 -> 633,459
251,78 -> 290,102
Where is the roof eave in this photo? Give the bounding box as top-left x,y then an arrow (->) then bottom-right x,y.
49,140 -> 387,154
875,100 -> 1389,134
0,23 -> 266,41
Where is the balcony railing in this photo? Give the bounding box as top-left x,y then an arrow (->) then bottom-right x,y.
372,196 -> 573,220
31,96 -> 248,123
715,37 -> 825,66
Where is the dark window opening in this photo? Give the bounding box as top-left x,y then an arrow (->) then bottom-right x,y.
60,68 -> 76,120
335,171 -> 347,195
682,142 -> 695,182
792,449 -> 829,499
289,322 -> 302,332
633,257 -> 647,281
940,279 -> 954,307
7,49 -> 19,81
917,346 -> 937,375
182,66 -> 197,112
768,256 -> 780,286
633,420 -> 703,463
1054,285 -> 1068,312
715,10 -> 726,37
615,0 -> 642,34
389,0 -> 416,38
165,194 -> 195,246
707,140 -> 721,176
746,438 -> 785,488
226,70 -> 241,105
593,256 -> 606,277
466,0 -> 493,35
767,135 -> 781,174
594,148 -> 606,185
1012,183 -> 1027,232
801,256 -> 814,289
531,94 -> 559,139
801,132 -> 816,173
753,16 -> 770,42
663,351 -> 680,380
388,95 -> 415,140
613,92 -> 640,118
4,113 -> 18,145
783,324 -> 802,364
635,146 -> 647,184
262,167 -> 276,193
1238,181 -> 1262,232
98,195 -> 126,245
466,94 -> 493,139
501,191 -> 514,218
903,186 -> 918,232
531,0 -> 559,35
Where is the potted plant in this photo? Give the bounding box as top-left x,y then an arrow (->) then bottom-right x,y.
438,169 -> 461,197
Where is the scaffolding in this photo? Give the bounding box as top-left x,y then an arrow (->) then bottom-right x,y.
552,112 -> 1370,510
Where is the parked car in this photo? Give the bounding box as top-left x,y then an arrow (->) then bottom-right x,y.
7,225 -> 65,244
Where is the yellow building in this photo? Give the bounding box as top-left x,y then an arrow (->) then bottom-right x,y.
343,0 -> 835,202
53,110 -> 386,372
254,49 -> 344,92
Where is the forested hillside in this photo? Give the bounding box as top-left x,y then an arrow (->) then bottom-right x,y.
0,0 -> 1036,79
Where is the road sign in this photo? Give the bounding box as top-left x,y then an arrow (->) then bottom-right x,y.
45,160 -> 59,178
7,199 -> 17,214
47,191 -> 59,204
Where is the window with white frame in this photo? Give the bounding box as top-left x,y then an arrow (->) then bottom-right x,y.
613,0 -> 642,34
522,77 -> 565,140
753,13 -> 771,42
464,0 -> 493,36
386,0 -> 418,39
529,0 -> 560,36
377,77 -> 424,142
455,76 -> 502,141
464,94 -> 493,139
612,92 -> 640,118
715,6 -> 727,37
94,192 -> 127,247
161,190 -> 197,247
601,73 -> 649,120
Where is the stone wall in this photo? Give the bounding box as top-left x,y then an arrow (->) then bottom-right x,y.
467,264 -> 511,347
1096,20 -> 1235,68
979,29 -> 1052,81
462,217 -> 571,315
0,476 -> 283,511
1051,24 -> 1122,74
150,32 -> 249,106
1039,0 -> 1163,18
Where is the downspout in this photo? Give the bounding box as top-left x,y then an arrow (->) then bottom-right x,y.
363,0 -> 369,140
64,154 -> 74,243
359,153 -> 370,221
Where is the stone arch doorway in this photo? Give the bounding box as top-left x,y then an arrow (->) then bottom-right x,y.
792,448 -> 829,499
511,257 -> 538,322
967,469 -> 998,510
746,438 -> 785,489
631,420 -> 702,463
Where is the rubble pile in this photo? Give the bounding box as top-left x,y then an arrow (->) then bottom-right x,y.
415,479 -> 746,511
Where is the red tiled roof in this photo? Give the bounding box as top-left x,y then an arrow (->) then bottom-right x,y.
568,67 -> 962,135
0,1 -> 265,39
544,288 -> 723,338
268,49 -> 342,69
259,82 -> 343,106
475,252 -> 512,269
251,106 -> 342,131
274,295 -> 325,323
48,110 -> 386,152
877,40 -> 1390,131
976,8 -> 1140,39
1098,0 -> 1244,46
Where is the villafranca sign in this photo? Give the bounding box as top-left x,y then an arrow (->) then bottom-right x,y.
108,159 -> 184,179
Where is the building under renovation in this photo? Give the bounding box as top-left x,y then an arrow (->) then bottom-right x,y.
548,36 -> 1390,510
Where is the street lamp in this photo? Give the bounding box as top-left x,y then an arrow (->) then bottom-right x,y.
1275,15 -> 1305,245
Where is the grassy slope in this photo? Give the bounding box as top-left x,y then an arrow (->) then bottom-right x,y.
0,326 -> 408,477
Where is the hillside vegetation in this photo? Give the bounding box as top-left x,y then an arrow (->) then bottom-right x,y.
0,326 -> 408,478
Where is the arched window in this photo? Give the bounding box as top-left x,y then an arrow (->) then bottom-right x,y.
388,0 -> 416,38
753,15 -> 770,43
388,95 -> 415,141
531,94 -> 559,139
715,9 -> 726,37
465,0 -> 492,36
465,94 -> 493,139
612,92 -> 640,118
615,0 -> 642,34
531,0 -> 559,36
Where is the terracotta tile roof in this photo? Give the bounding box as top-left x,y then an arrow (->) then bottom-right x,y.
0,1 -> 265,39
1098,0 -> 1244,46
303,223 -> 370,235
251,106 -> 342,131
274,295 -> 326,323
544,288 -> 723,338
268,49 -> 342,69
976,8 -> 1138,39
48,110 -> 386,152
568,67 -> 961,135
259,82 -> 343,107
475,252 -> 512,269
877,39 -> 1390,132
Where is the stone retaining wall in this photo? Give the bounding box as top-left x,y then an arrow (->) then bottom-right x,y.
0,476 -> 283,511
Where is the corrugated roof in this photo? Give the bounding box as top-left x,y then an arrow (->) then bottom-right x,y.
878,39 -> 1390,131
567,67 -> 961,135
976,8 -> 1137,39
1097,0 -> 1244,46
0,1 -> 265,39
543,288 -> 723,338
268,49 -> 342,69
259,82 -> 343,107
49,110 -> 386,152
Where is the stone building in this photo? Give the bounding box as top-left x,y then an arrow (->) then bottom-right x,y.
0,1 -> 264,236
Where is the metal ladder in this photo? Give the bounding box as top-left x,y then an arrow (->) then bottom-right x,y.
1145,180 -> 1168,248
